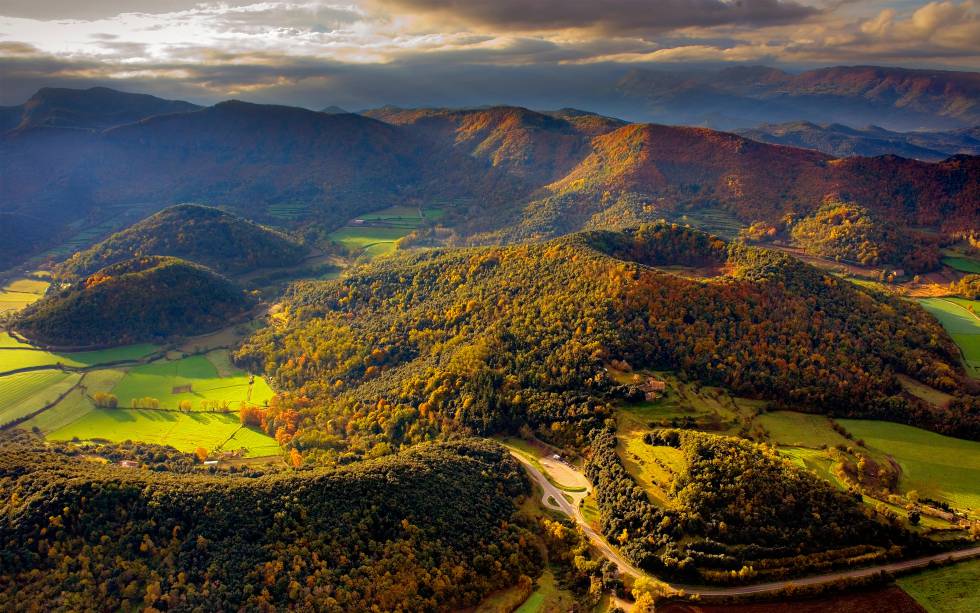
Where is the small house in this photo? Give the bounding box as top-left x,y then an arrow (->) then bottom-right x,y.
637,377 -> 667,401
118,460 -> 139,469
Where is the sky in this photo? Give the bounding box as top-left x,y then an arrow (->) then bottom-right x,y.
0,1 -> 978,109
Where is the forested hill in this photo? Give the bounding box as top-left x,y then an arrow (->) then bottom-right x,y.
0,434 -> 539,611
16,256 -> 251,347
235,224 -> 976,465
56,204 -> 308,279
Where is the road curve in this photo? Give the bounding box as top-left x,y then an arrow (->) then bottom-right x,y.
509,451 -> 980,598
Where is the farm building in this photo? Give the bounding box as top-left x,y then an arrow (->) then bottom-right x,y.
637,377 -> 667,401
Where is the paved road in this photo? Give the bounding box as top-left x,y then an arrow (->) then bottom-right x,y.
510,451 -> 980,597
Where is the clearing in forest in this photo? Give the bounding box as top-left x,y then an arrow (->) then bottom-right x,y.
110,351 -> 274,410
838,419 -> 980,515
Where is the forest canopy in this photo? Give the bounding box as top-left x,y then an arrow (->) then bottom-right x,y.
0,434 -> 539,611
16,256 -> 252,347
235,223 -> 975,467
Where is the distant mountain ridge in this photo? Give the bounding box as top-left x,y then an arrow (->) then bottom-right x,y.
737,122 -> 980,161
2,85 -> 979,273
618,65 -> 980,130
0,86 -> 200,133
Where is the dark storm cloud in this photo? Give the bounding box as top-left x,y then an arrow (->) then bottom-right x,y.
370,0 -> 821,33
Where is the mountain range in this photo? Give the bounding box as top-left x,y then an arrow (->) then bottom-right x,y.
737,122 -> 980,162
616,65 -> 980,131
2,79 -> 979,273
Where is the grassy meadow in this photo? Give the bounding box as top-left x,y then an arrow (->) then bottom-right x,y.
942,256 -> 980,274
838,419 -> 980,513
109,351 -> 273,409
898,558 -> 980,613
329,206 -> 442,258
755,411 -> 851,448
48,408 -> 276,456
919,298 -> 980,377
0,340 -> 159,373
0,370 -> 79,425
0,276 -> 49,314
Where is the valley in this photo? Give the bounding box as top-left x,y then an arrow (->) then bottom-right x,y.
1,83 -> 979,611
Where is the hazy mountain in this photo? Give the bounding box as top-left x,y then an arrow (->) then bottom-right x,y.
738,122 -> 980,161
2,87 -> 979,273
1,86 -> 200,133
617,65 -> 980,131
320,105 -> 350,114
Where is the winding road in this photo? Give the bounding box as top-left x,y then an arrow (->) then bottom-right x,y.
510,452 -> 980,598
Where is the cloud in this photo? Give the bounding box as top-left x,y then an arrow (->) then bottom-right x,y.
368,0 -> 821,34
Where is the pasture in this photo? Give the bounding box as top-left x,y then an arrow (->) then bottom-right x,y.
329,206 -> 443,259
21,369 -> 127,433
919,298 -> 980,377
0,341 -> 159,373
897,558 -> 980,613
942,256 -> 980,274
48,408 -> 277,456
0,276 -> 48,314
267,201 -> 308,221
837,419 -> 980,514
110,351 -> 274,410
755,411 -> 850,448
0,370 -> 79,425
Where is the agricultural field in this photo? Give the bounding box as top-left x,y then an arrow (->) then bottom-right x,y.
0,370 -> 79,425
110,351 -> 274,410
267,201 -> 308,221
942,256 -> 980,274
897,558 -> 980,613
48,408 -> 277,456
755,411 -> 851,448
0,275 -> 49,314
20,369 -> 128,434
918,298 -> 980,377
0,340 -> 159,373
670,207 -> 745,239
328,206 -> 443,258
837,419 -> 980,514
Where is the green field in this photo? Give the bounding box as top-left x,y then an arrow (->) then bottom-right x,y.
0,341 -> 159,373
756,411 -> 851,448
0,370 -> 79,425
618,434 -> 686,507
49,408 -> 277,456
21,369 -> 128,433
110,352 -> 274,410
942,256 -> 980,274
919,298 -> 980,377
329,206 -> 442,258
0,276 -> 49,314
838,419 -> 980,513
671,207 -> 746,239
898,558 -> 980,613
